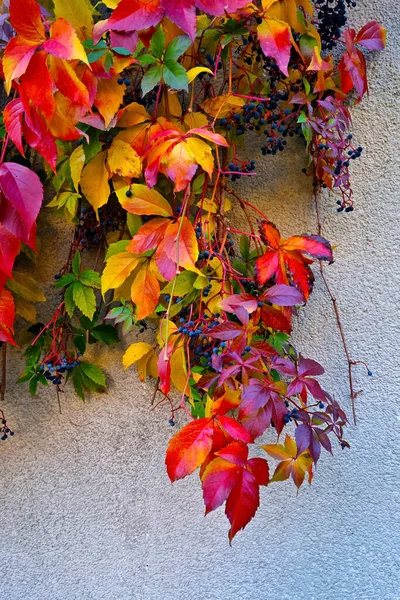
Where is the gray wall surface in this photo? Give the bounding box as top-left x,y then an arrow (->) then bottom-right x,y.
1,1 -> 399,599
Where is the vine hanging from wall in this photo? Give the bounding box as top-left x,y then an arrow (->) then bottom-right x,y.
0,0 -> 385,541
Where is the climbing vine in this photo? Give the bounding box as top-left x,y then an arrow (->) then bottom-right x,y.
0,0 -> 385,540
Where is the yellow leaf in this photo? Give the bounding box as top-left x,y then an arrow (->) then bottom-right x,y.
200,94 -> 245,118
157,319 -> 177,348
185,138 -> 214,177
197,196 -> 232,213
94,77 -> 126,128
101,252 -> 141,295
123,342 -> 153,370
187,66 -> 214,84
80,150 -> 110,214
53,0 -> 94,40
170,346 -> 189,396
183,111 -> 209,131
107,140 -> 142,178
116,102 -> 151,128
116,184 -> 173,217
69,145 -> 85,192
102,0 -> 121,7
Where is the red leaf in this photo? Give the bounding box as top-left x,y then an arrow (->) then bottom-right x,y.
93,0 -> 164,43
202,457 -> 239,514
216,415 -> 253,443
225,468 -> 260,542
260,304 -> 292,333
339,49 -> 368,100
354,21 -> 386,51
162,0 -> 197,39
128,218 -> 170,254
247,457 -> 270,486
216,440 -> 248,466
257,17 -> 292,77
0,162 -> 43,235
3,99 -> 25,156
19,51 -> 56,122
9,0 -> 45,42
158,348 -> 171,395
206,322 -> 244,341
195,0 -> 250,17
255,220 -> 333,299
0,288 -> 17,346
166,417 -> 215,481
22,104 -> 58,172
219,293 -> 258,315
162,217 -> 199,272
0,223 -> 21,278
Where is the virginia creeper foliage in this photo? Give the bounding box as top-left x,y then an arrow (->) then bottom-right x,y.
0,0 -> 385,540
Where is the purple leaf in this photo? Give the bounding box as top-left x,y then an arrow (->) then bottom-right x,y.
0,162 -> 43,233
262,284 -> 304,306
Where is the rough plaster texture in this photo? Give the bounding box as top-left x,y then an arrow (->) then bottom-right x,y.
1,2 -> 399,599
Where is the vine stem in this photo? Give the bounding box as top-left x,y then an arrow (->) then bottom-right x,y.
1,344 -> 6,405
314,188 -> 363,425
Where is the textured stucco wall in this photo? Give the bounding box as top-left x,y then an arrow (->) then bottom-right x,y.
1,1 -> 399,599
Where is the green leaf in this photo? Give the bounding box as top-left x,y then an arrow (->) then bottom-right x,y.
88,48 -> 107,63
55,273 -> 77,289
79,361 -> 106,388
126,213 -> 142,237
72,367 -> 85,400
64,284 -> 75,317
72,251 -> 81,276
150,26 -> 166,59
89,324 -> 119,345
105,240 -> 129,260
163,60 -> 188,91
72,281 -> 97,319
142,65 -> 163,96
104,50 -> 113,73
112,46 -> 133,56
240,235 -> 250,260
29,377 -> 38,396
80,270 -> 101,288
162,270 -> 197,296
297,111 -> 307,123
82,128 -> 101,162
165,35 -> 191,61
73,333 -> 87,355
138,53 -> 158,65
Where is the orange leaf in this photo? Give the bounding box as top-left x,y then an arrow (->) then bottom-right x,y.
3,37 -> 39,94
257,17 -> 292,76
127,218 -> 170,254
117,184 -> 172,217
131,260 -> 160,320
43,18 -> 89,65
166,417 -> 215,481
162,217 -> 199,272
94,77 -> 126,128
48,56 -> 91,109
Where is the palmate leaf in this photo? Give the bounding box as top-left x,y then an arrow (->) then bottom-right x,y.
71,361 -> 106,400
255,220 -> 333,299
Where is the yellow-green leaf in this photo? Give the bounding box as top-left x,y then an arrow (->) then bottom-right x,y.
70,145 -> 85,192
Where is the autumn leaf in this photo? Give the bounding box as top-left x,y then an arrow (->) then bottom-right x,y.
101,252 -> 141,295
94,77 -> 126,128
162,217 -> 199,272
53,0 -> 94,41
201,441 -> 269,541
107,140 -> 142,178
117,185 -> 173,217
255,220 -> 333,299
80,150 -> 110,213
123,341 -> 154,369
257,17 -> 292,77
166,417 -> 216,481
262,434 -> 313,489
131,260 -> 161,319
0,287 -> 18,346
